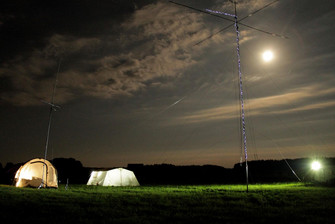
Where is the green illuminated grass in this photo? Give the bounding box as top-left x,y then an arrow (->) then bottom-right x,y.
0,183 -> 334,223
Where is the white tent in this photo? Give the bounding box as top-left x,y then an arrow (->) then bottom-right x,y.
87,168 -> 140,186
14,158 -> 58,188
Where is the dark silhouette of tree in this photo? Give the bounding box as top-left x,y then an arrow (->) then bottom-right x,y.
52,158 -> 90,184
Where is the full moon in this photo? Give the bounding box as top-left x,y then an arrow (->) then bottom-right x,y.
262,50 -> 274,62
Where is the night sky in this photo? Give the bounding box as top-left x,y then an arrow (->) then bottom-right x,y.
1,0 -> 334,168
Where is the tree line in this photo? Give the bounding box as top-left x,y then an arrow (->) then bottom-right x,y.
1,157 -> 334,185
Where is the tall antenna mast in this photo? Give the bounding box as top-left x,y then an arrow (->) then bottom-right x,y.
233,0 -> 249,193
206,0 -> 249,192
39,59 -> 61,188
170,0 -> 286,192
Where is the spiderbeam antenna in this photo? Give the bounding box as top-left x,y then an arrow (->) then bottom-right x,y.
39,59 -> 62,189
169,0 -> 287,192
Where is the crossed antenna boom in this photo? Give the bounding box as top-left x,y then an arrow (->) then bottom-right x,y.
169,0 -> 287,46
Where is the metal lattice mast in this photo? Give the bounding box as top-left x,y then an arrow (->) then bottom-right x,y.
207,1 -> 249,192
233,1 -> 248,193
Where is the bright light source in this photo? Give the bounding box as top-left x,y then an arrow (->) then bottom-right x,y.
262,50 -> 274,62
311,161 -> 321,171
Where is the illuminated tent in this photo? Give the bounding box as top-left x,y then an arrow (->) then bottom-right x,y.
14,158 -> 58,188
87,168 -> 140,186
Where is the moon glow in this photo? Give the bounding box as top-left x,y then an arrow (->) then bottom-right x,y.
262,50 -> 274,62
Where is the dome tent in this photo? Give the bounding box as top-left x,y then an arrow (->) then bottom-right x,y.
87,168 -> 140,186
14,158 -> 58,188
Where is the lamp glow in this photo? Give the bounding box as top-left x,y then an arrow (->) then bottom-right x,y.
311,161 -> 321,171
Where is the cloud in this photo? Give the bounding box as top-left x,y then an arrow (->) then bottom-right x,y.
43,34 -> 101,58
175,84 -> 335,124
0,1 -> 308,107
212,0 -> 278,15
0,36 -> 101,106
1,1 -> 217,106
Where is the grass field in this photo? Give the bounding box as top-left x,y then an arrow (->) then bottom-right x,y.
0,183 -> 334,224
